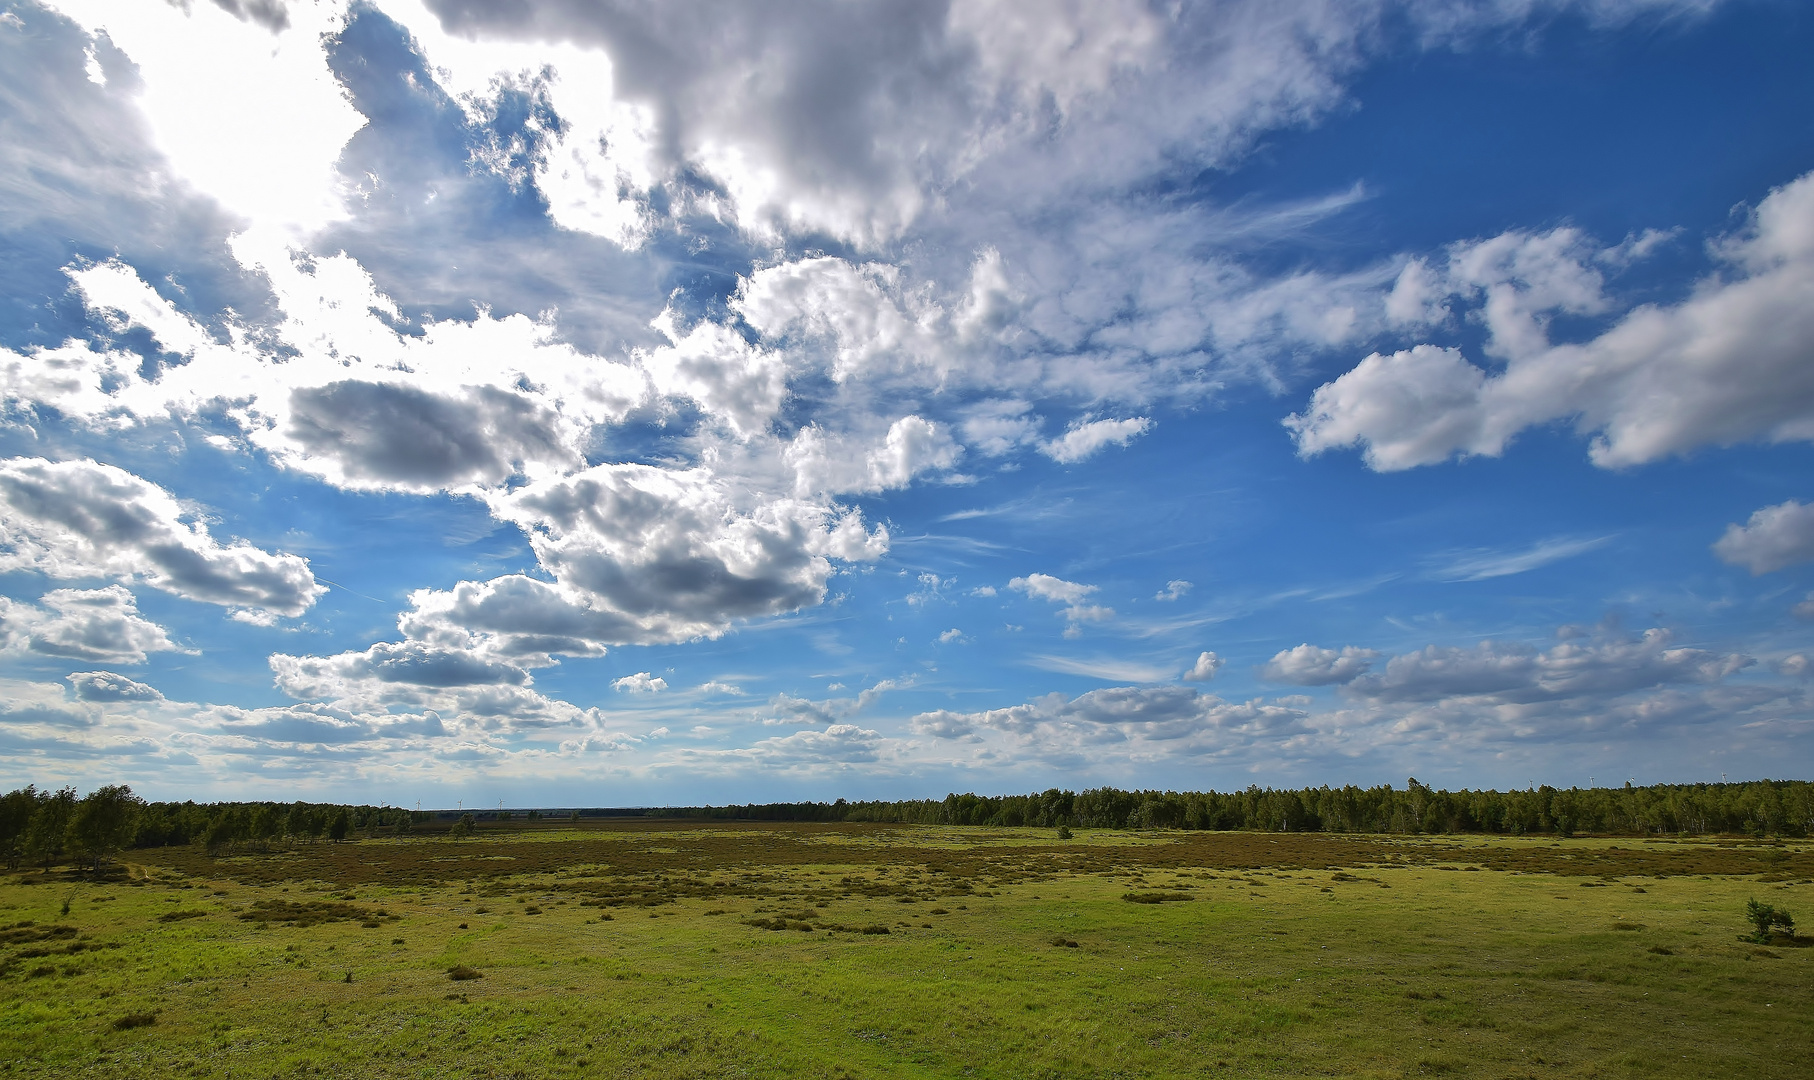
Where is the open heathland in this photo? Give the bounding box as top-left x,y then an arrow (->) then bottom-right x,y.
1,821 -> 1810,1078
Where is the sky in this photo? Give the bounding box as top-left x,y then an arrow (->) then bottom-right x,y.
1,0 -> 1812,808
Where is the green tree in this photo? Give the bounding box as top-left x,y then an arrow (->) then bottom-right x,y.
0,786 -> 39,869
449,812 -> 476,839
204,807 -> 246,854
25,787 -> 77,868
68,785 -> 144,872
328,808 -> 350,842
250,803 -> 283,849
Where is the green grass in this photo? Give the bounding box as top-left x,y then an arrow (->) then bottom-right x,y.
1,825 -> 1809,1078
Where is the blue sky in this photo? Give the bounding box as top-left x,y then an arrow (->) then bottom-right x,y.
2,0 -> 1812,806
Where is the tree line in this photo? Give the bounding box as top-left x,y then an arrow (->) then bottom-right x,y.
3,778 -> 1810,869
0,785 -> 413,868
647,778 -> 1814,837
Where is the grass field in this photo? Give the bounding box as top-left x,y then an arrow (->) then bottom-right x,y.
1,822 -> 1809,1078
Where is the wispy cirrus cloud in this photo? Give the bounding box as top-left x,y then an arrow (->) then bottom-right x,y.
1429,535 -> 1615,582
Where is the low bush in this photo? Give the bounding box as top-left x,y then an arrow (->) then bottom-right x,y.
743,916 -> 814,931
447,965 -> 483,981
1743,899 -> 1795,943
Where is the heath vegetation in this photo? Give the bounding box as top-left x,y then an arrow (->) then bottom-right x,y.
0,781 -> 1809,1078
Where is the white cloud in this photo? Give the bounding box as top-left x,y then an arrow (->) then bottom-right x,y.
487,463 -> 888,646
1263,643 -> 1380,685
736,257 -> 954,383
761,678 -> 901,726
0,586 -> 185,664
270,642 -> 531,699
18,253 -> 644,495
44,0 -> 367,236
785,416 -> 963,497
1025,654 -> 1174,683
960,399 -> 1041,457
397,575 -> 627,663
698,680 -> 744,695
1183,651 -> 1224,681
684,723 -> 885,769
1009,572 -> 1115,636
0,676 -> 107,730
65,670 -> 164,702
1155,579 -> 1192,601
388,0 -> 1705,255
639,311 -> 786,438
388,0 -> 1160,248
763,692 -> 849,726
937,628 -> 965,644
909,685 -> 1311,765
1009,573 -> 1097,606
1040,416 -> 1152,464
612,672 -> 668,694
260,641 -> 601,734
1431,535 -> 1614,581
1346,627 -> 1749,705
1713,500 -> 1814,573
0,457 -> 323,617
907,573 -> 947,610
1290,170 -> 1814,471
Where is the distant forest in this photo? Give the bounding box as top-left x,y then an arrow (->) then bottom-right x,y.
4,778 -> 1812,866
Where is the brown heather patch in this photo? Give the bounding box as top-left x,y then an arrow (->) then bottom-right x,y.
237,899 -> 398,928
128,821 -> 1814,899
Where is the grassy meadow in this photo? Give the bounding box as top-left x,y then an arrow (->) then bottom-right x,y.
1,821 -> 1809,1079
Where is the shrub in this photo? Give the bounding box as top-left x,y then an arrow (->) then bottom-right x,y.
112,1012 -> 157,1030
1122,891 -> 1193,904
1744,899 -> 1795,943
447,965 -> 483,981
742,916 -> 814,931
1056,825 -> 1073,840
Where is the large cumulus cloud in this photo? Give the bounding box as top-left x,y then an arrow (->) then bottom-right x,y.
1289,171 -> 1814,470
484,463 -> 887,645
0,457 -> 322,618
1713,499 -> 1814,574
0,586 -> 184,664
